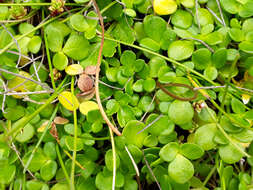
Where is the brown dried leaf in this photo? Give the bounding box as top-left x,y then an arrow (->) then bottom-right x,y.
84,65 -> 96,75
54,116 -> 69,125
78,74 -> 94,92
77,88 -> 95,101
50,122 -> 59,142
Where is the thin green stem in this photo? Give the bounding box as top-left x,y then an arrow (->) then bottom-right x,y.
100,1 -> 117,14
218,55 -> 239,121
0,3 -> 83,6
205,102 -> 250,157
23,105 -> 59,174
56,144 -> 71,188
70,76 -> 77,190
42,10 -> 56,90
109,127 -> 116,190
6,76 -> 68,137
0,8 -> 81,56
81,136 -> 110,141
203,166 -> 216,186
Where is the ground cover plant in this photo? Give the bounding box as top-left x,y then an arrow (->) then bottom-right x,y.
0,0 -> 253,189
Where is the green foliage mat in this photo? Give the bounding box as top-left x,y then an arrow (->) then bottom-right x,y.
0,0 -> 253,189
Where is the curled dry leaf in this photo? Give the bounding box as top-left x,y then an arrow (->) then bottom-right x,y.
50,122 -> 59,142
77,88 -> 95,101
53,116 -> 69,125
78,74 -> 94,92
84,65 -> 97,75
37,120 -> 52,132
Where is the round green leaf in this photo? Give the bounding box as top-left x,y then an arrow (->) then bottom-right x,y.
3,105 -> 25,121
159,142 -> 179,162
228,28 -> 244,42
149,56 -> 167,78
53,52 -> 68,71
212,48 -> 227,69
105,149 -> 120,171
194,123 -> 217,150
70,14 -> 89,32
28,36 -> 42,54
15,123 -> 34,143
140,38 -> 160,51
43,142 -> 56,160
219,143 -> 244,164
143,15 -> 167,42
192,48 -> 211,70
171,10 -> 193,29
239,41 -> 253,54
40,160 -> 57,181
143,78 -> 156,92
122,120 -> 148,148
204,66 -> 218,80
220,0 -> 240,14
168,100 -> 194,125
146,114 -> 175,136
168,154 -> 194,184
65,136 -> 83,151
63,34 -> 90,60
168,40 -> 194,61
180,143 -> 204,160
194,8 -> 213,26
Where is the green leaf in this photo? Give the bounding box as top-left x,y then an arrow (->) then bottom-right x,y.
52,52 -> 68,71
63,33 -> 90,60
111,17 -> 135,44
122,120 -> 148,148
194,8 -> 213,26
0,162 -> 16,185
168,154 -> 194,184
23,148 -> 47,172
149,56 -> 167,78
168,40 -> 194,61
192,48 -> 211,70
15,123 -> 34,143
168,100 -> 194,125
28,36 -> 42,54
140,38 -> 160,51
105,149 -> 120,171
143,15 -> 167,42
194,123 -> 217,150
19,23 -> 35,37
40,160 -> 57,181
239,41 -> 253,54
143,135 -> 158,147
204,66 -> 218,80
220,0 -> 240,14
43,142 -> 56,160
231,98 -> 245,114
219,143 -> 244,164
171,10 -> 193,29
159,142 -> 179,162
65,136 -> 84,151
45,27 -> 63,52
180,143 -> 204,160
143,78 -> 156,92
146,114 -> 175,136
212,48 -> 227,69
3,105 -> 25,121
70,14 -> 89,32
138,96 -> 155,112
228,28 -> 244,42
117,105 -> 136,127
232,129 -> 253,143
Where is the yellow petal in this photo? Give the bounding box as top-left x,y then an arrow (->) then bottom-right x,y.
242,94 -> 251,104
79,101 -> 99,115
65,64 -> 83,76
153,0 -> 177,15
58,91 -> 79,111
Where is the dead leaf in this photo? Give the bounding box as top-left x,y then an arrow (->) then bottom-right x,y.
54,116 -> 69,125
78,74 -> 94,92
84,65 -> 96,75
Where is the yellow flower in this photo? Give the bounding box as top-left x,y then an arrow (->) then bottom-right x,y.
153,0 -> 178,15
